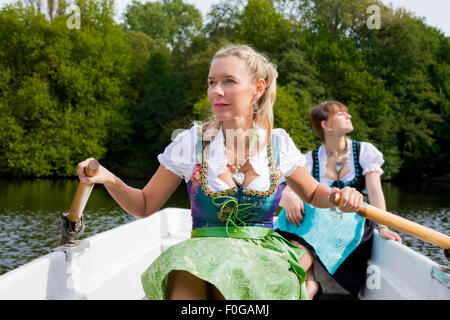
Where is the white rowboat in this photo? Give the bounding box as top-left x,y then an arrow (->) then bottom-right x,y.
0,208 -> 448,300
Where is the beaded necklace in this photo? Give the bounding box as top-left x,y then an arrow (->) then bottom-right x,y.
324,139 -> 349,174
199,138 -> 280,198
312,140 -> 363,190
224,127 -> 259,188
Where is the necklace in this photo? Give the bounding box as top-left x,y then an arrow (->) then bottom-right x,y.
229,161 -> 246,188
325,139 -> 349,173
200,138 -> 279,198
224,149 -> 249,187
224,127 -> 258,188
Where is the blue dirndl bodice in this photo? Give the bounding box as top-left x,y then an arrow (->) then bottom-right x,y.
187,133 -> 287,230
274,141 -> 372,277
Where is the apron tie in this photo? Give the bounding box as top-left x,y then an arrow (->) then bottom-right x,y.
211,195 -> 257,237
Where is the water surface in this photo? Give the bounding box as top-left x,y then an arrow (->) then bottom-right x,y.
0,178 -> 448,275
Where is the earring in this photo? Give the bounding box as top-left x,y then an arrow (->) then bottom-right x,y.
252,103 -> 259,110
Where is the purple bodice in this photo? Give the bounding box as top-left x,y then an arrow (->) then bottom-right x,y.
187,134 -> 286,229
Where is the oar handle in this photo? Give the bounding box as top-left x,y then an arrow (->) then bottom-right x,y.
67,159 -> 100,223
329,192 -> 450,250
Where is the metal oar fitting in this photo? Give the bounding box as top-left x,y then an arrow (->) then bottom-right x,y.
60,213 -> 85,246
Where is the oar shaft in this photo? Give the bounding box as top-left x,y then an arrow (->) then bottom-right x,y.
67,160 -> 99,223
330,193 -> 450,249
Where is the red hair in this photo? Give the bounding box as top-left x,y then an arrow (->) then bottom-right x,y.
310,101 -> 348,141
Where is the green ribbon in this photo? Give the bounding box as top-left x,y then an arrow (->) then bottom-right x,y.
211,195 -> 257,236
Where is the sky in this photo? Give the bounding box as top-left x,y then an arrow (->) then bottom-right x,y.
0,0 -> 449,36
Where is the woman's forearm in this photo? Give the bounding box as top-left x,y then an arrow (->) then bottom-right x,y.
309,183 -> 333,208
368,192 -> 386,211
286,166 -> 331,207
103,171 -> 147,218
286,166 -> 362,213
279,186 -> 296,208
365,172 -> 386,211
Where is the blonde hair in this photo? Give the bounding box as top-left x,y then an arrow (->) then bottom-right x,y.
201,44 -> 278,144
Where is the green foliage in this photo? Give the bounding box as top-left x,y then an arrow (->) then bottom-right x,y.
0,1 -> 133,177
123,30 -> 159,104
291,0 -> 382,35
235,0 -> 293,55
133,50 -> 177,142
354,7 -> 447,177
204,0 -> 243,40
275,47 -> 324,102
273,85 -> 318,153
1,0 -> 448,180
123,0 -> 202,48
192,96 -> 213,122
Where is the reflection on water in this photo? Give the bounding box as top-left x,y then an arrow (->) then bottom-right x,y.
0,178 -> 189,275
0,178 -> 448,275
383,181 -> 450,267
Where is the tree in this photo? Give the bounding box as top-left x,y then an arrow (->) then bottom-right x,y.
123,30 -> 159,105
236,0 -> 293,55
0,1 -> 134,177
274,85 -> 318,153
127,50 -> 183,175
355,7 -> 445,177
278,0 -> 383,35
275,47 -> 324,102
123,0 -> 202,48
204,0 -> 243,40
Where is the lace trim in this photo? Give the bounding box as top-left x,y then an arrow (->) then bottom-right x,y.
199,139 -> 282,198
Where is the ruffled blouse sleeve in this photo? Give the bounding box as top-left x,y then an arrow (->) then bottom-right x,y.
359,142 -> 384,176
157,125 -> 198,182
273,128 -> 307,177
305,150 -> 314,174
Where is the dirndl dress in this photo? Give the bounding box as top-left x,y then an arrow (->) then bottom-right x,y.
274,140 -> 377,296
141,134 -> 308,300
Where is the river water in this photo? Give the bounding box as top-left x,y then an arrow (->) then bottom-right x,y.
0,178 -> 448,275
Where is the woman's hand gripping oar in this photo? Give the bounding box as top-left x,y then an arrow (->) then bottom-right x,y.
59,159 -> 100,246
329,192 -> 450,261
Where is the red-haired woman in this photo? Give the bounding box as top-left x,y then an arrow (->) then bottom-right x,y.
275,101 -> 402,299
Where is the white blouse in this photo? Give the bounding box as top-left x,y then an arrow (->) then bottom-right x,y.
304,140 -> 384,186
157,124 -> 306,192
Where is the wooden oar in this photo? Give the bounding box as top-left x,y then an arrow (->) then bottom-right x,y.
329,193 -> 450,250
59,159 -> 99,246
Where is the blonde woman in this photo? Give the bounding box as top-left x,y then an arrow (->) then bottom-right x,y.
76,46 -> 363,300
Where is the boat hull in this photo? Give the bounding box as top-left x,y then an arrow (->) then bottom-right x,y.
0,208 -> 448,299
